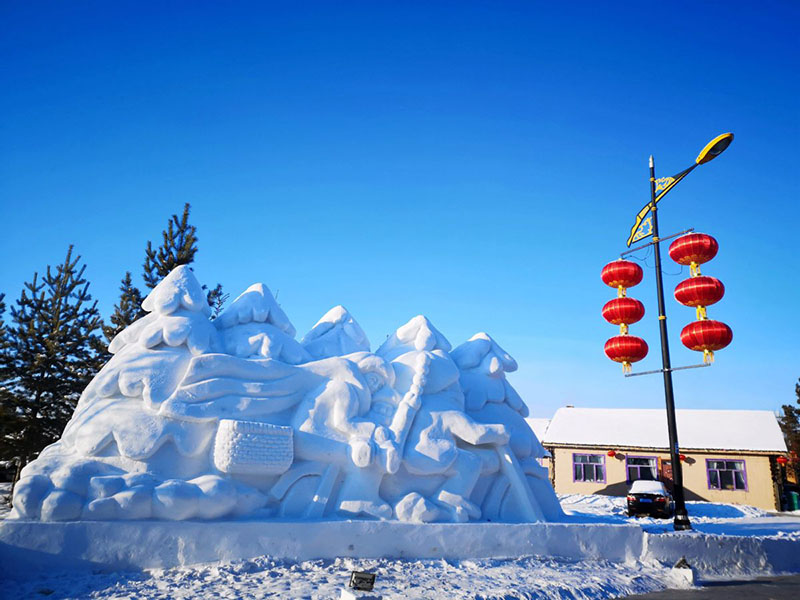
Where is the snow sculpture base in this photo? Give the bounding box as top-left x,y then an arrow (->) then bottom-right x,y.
1,519 -> 798,578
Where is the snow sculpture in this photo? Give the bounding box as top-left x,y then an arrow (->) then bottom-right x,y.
10,266 -> 563,523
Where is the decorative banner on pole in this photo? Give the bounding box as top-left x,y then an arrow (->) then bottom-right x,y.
626,166 -> 696,247
628,206 -> 654,245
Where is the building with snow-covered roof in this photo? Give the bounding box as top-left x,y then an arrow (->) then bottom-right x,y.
535,407 -> 788,511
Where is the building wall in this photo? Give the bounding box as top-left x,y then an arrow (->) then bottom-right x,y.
549,446 -> 778,511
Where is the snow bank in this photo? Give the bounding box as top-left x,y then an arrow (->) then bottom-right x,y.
1,517 -> 798,579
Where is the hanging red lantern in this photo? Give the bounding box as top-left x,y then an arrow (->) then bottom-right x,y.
601,260 -> 643,296
679,454 -> 687,462
777,456 -> 789,466
607,450 -> 617,457
669,233 -> 719,276
602,298 -> 645,330
674,276 -> 725,308
604,335 -> 648,373
680,320 -> 732,363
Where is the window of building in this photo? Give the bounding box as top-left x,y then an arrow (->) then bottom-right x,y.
572,453 -> 605,482
706,459 -> 747,491
626,456 -> 657,482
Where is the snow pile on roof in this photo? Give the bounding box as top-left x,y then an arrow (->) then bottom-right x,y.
542,407 -> 787,452
525,418 -> 551,441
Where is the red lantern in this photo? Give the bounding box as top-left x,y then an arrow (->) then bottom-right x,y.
607,450 -> 616,457
674,276 -> 725,308
602,298 -> 645,328
601,260 -> 643,296
777,456 -> 789,466
669,233 -> 719,276
680,320 -> 732,363
679,454 -> 687,462
604,335 -> 648,373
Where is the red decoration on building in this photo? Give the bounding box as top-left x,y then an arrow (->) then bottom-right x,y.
777,456 -> 789,466
607,450 -> 616,457
668,233 -> 719,276
680,320 -> 732,364
679,454 -> 687,462
601,260 -> 643,296
674,276 -> 725,308
604,335 -> 648,373
602,298 -> 645,326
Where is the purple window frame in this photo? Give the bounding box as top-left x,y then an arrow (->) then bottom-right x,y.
706,458 -> 748,492
572,453 -> 606,483
625,455 -> 658,483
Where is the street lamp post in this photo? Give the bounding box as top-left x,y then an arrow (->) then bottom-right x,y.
623,133 -> 733,532
648,154 -> 691,530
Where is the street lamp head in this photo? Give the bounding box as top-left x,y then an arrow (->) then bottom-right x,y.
695,133 -> 734,165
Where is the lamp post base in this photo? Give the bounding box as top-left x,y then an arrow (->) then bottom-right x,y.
673,512 -> 692,531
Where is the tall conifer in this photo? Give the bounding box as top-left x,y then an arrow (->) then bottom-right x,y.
143,203 -> 199,289
778,379 -> 800,482
0,247 -> 105,484
141,202 -> 225,314
102,272 -> 146,343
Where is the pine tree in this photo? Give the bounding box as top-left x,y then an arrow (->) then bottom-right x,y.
206,283 -> 229,319
0,293 -> 13,489
102,272 -> 146,343
141,202 -> 226,314
778,378 -> 800,482
143,203 -> 199,289
0,247 -> 105,485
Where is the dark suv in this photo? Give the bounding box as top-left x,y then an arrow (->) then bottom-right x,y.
626,480 -> 674,518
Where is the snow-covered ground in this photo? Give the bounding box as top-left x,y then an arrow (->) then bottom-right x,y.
560,493 -> 800,539
1,493 -> 798,599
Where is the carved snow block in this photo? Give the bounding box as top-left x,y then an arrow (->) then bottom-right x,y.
213,419 -> 293,475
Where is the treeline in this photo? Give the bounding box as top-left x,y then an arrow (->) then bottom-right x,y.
778,385 -> 800,483
0,204 -> 227,486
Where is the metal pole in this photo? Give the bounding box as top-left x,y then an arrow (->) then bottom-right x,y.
649,155 -> 692,531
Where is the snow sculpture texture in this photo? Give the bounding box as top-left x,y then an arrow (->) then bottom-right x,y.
10,266 -> 563,523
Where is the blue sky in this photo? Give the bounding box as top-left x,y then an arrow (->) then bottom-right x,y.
1,1 -> 798,418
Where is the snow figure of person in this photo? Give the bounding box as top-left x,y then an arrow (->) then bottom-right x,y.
283,307 -> 400,519
377,316 -> 510,523
451,333 -> 564,521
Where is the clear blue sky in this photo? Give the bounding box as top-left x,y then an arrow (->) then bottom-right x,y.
1,1 -> 798,418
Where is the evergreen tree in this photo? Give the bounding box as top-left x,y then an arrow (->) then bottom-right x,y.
0,247 -> 105,485
143,203 -> 199,289
102,272 -> 146,343
0,293 -> 13,489
141,202 -> 226,314
206,283 -> 229,319
778,378 -> 800,481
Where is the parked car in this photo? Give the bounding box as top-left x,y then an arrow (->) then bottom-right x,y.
626,480 -> 674,518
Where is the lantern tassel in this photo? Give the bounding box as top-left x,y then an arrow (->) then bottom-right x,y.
619,323 -> 629,335
690,261 -> 701,277
696,305 -> 707,321
617,285 -> 626,298
622,361 -> 632,374
703,349 -> 715,364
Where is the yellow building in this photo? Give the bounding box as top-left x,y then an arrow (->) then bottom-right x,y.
529,407 -> 788,511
